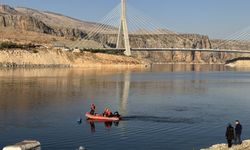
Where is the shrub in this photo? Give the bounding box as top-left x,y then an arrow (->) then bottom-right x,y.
0,41 -> 37,50
0,41 -> 19,49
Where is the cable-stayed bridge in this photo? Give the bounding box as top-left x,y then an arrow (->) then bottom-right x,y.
69,0 -> 250,56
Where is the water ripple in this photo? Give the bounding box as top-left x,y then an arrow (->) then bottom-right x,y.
122,115 -> 199,124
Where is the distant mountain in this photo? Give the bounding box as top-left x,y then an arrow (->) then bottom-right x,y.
0,4 -> 113,39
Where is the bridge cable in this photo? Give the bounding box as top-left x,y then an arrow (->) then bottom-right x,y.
69,3 -> 121,49
80,3 -> 121,48
216,26 -> 250,49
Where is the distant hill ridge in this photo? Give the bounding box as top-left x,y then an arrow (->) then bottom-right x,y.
0,4 -> 102,38
15,6 -> 98,30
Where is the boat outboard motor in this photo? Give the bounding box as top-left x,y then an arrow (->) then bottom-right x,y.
113,111 -> 120,118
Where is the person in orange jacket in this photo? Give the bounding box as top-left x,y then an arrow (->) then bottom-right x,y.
90,103 -> 96,115
103,108 -> 112,117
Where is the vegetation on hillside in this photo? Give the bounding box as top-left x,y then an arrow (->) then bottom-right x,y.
0,41 -> 37,50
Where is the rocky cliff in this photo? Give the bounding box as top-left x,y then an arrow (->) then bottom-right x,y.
0,5 -> 53,33
0,5 -> 97,38
0,14 -> 54,33
130,34 -> 214,63
96,33 -> 226,63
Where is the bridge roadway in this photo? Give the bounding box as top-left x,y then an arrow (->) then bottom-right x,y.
83,48 -> 250,54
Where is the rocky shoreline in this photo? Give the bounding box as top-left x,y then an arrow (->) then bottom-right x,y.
1,48 -> 250,69
201,140 -> 250,150
0,48 -> 148,68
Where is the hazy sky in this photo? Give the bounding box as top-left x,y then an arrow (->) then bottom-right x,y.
2,0 -> 250,39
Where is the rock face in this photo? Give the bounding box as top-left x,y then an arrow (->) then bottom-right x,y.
0,5 -> 53,34
129,34 -> 214,63
0,5 -> 116,39
0,14 -> 54,33
0,5 -> 95,38
3,140 -> 41,150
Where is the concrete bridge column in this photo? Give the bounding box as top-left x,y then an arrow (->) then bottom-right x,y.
116,0 -> 131,56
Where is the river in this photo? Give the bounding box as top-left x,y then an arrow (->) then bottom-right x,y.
0,64 -> 250,150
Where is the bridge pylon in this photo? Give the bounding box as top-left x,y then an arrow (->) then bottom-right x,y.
116,0 -> 131,56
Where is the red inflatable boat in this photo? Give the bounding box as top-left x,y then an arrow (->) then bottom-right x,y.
85,112 -> 121,121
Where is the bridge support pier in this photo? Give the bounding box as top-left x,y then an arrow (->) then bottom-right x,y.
116,0 -> 131,56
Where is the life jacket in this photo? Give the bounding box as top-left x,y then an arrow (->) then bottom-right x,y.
107,110 -> 111,116
104,108 -> 111,116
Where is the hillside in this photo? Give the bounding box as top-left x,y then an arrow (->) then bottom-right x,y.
15,7 -> 97,31
0,4 -> 113,39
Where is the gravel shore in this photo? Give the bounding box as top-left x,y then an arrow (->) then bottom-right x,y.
201,140 -> 250,150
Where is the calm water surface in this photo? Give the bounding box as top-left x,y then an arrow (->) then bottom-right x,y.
0,64 -> 250,150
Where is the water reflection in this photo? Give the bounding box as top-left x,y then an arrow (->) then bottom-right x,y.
0,64 -> 239,125
118,71 -> 131,114
0,65 -> 241,117
122,115 -> 197,124
86,120 -> 120,133
0,68 -> 136,131
89,121 -> 95,133
1,65 -> 250,149
150,64 -> 240,72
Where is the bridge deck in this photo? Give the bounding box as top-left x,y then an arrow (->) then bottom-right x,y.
82,48 -> 250,54
132,48 -> 250,53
